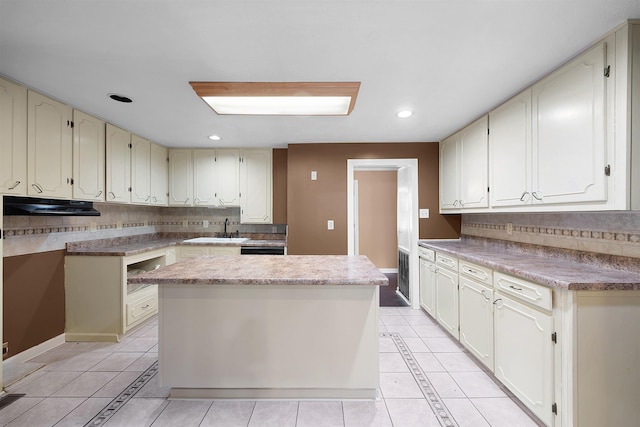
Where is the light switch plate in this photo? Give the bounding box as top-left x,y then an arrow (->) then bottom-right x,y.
182,220 -> 188,228
327,220 -> 334,230
507,222 -> 513,235
116,221 -> 123,230
203,220 -> 209,228
90,222 -> 97,232
311,170 -> 318,181
419,209 -> 430,219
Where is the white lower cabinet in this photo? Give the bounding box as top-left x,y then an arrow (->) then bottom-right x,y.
494,291 -> 554,426
459,276 -> 494,371
434,253 -> 459,339
178,245 -> 241,261
419,249 -> 436,317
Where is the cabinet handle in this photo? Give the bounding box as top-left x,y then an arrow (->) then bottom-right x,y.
493,298 -> 503,308
509,285 -> 523,291
184,198 -> 190,204
8,181 -> 20,190
152,196 -> 157,202
145,196 -> 151,202
31,183 -> 43,193
109,192 -> 116,200
66,177 -> 70,184
520,191 -> 529,201
452,200 -> 458,207
532,192 -> 543,201
141,304 -> 150,309
96,191 -> 103,197
459,199 -> 464,207
481,290 -> 491,301
194,197 -> 201,205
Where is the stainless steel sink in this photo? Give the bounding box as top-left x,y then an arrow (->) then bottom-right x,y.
183,237 -> 249,243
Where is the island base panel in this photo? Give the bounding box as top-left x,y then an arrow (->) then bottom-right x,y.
159,284 -> 379,399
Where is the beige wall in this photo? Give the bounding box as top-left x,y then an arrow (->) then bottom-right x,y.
355,171 -> 397,269
286,142 -> 461,255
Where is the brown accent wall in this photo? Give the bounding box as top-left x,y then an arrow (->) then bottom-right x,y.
287,143 -> 461,255
3,250 -> 65,358
355,171 -> 397,269
273,148 -> 288,224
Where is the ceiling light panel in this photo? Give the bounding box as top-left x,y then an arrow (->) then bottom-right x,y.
190,82 -> 360,116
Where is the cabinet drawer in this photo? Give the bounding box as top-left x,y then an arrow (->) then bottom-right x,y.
180,246 -> 209,259
494,272 -> 552,311
127,292 -> 158,326
418,247 -> 435,262
436,252 -> 458,270
459,261 -> 493,286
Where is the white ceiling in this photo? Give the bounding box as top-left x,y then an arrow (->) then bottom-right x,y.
1,1 -> 639,149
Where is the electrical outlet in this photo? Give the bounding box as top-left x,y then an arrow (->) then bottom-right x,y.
143,220 -> 148,227
272,226 -> 277,233
116,221 -> 123,230
311,170 -> 318,181
327,220 -> 334,230
419,209 -> 430,219
182,220 -> 188,228
203,220 -> 209,228
507,222 -> 513,235
2,342 -> 8,356
90,222 -> 97,232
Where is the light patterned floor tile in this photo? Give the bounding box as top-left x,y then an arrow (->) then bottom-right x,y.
89,352 -> 145,372
55,397 -> 113,427
411,325 -> 449,338
8,371 -> 82,397
342,400 -> 392,427
471,397 -> 540,426
93,371 -> 143,398
150,399 -> 212,427
52,371 -> 119,397
200,400 -> 256,427
425,372 -> 466,398
402,337 -> 430,353
422,337 -> 465,353
0,397 -> 44,425
443,398 -> 491,427
451,372 -> 507,398
380,315 -> 409,326
379,337 -> 399,353
412,352 -> 446,372
379,353 -> 410,373
435,352 -> 483,372
102,397 -> 167,427
5,397 -> 84,427
39,351 -> 110,372
385,399 -> 440,426
297,401 -> 344,427
379,373 -> 424,399
248,401 -> 298,427
383,325 -> 418,339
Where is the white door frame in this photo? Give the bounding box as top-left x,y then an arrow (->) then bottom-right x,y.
347,159 -> 420,309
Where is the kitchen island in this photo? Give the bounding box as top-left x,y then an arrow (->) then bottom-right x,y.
128,255 -> 388,399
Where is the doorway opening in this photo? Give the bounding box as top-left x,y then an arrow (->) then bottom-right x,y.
347,159 -> 419,309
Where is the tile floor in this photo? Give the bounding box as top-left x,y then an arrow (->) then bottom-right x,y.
0,307 -> 542,427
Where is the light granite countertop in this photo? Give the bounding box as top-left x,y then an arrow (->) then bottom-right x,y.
65,234 -> 286,256
127,255 -> 389,286
419,238 -> 640,291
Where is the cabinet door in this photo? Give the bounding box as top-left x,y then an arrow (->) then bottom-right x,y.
193,149 -> 218,206
150,143 -> 168,206
435,267 -> 459,339
494,294 -> 554,426
489,90 -> 532,207
27,91 -> 73,198
419,258 -> 436,317
532,41 -> 607,205
0,77 -> 27,195
240,149 -> 272,223
216,149 -> 240,205
459,116 -> 489,209
439,134 -> 459,211
73,110 -> 105,201
459,277 -> 494,371
130,135 -> 151,204
105,124 -> 131,203
168,149 -> 193,205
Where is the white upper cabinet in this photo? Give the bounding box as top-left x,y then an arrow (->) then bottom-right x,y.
440,116 -> 488,212
130,135 -> 151,204
240,149 -> 272,223
532,40 -> 608,206
150,142 -> 168,206
489,89 -> 532,207
27,91 -> 73,198
168,149 -> 193,206
216,149 -> 240,206
193,149 -> 218,206
0,77 -> 27,195
105,124 -> 131,203
72,110 -> 105,201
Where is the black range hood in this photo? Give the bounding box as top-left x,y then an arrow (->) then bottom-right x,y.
3,196 -> 101,216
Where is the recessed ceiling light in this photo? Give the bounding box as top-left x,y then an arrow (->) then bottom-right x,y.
190,82 -> 361,116
396,110 -> 413,118
208,135 -> 221,141
108,93 -> 133,103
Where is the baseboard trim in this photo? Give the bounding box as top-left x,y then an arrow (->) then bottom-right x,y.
3,333 -> 65,366
379,268 -> 398,274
